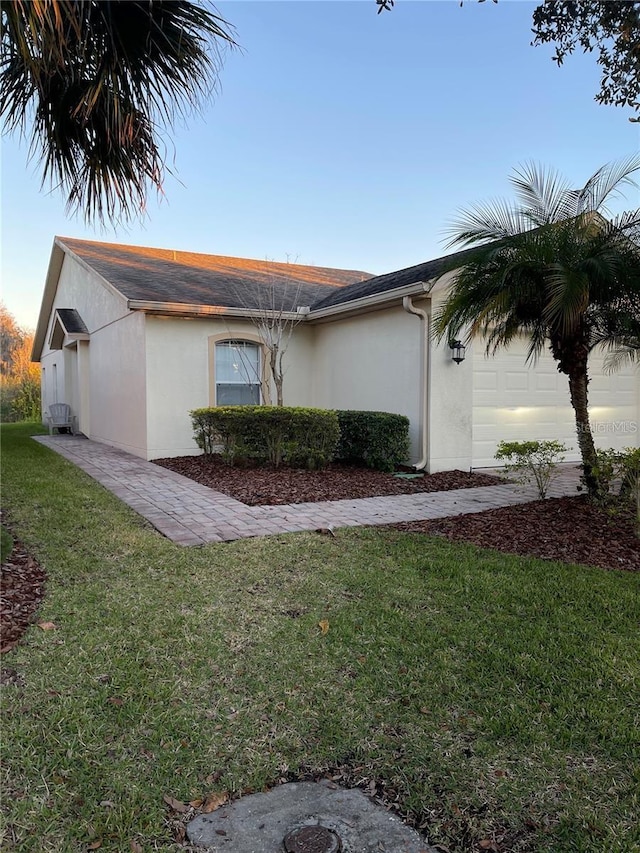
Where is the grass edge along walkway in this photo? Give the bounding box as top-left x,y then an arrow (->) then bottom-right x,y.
1,424 -> 639,853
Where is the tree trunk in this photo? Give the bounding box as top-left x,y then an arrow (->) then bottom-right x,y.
270,348 -> 284,407
567,360 -> 601,498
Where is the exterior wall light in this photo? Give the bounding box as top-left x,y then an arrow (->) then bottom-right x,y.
450,340 -> 466,364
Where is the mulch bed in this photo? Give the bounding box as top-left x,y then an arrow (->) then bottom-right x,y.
1,524 -> 47,657
393,495 -> 639,573
152,454 -> 505,506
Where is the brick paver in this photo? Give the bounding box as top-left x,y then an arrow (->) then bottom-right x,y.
34,436 -> 582,546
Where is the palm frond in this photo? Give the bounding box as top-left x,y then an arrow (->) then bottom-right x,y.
603,344 -> 640,373
510,161 -> 575,225
443,198 -> 530,248
0,0 -> 236,224
576,153 -> 640,216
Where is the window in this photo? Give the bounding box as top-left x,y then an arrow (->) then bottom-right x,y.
215,340 -> 261,405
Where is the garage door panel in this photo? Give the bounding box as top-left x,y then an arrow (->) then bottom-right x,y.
505,372 -> 529,391
535,372 -> 559,392
475,371 -> 498,390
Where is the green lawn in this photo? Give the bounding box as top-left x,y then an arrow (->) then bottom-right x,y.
1,423 -> 638,853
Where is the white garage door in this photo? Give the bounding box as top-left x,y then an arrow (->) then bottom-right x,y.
472,338 -> 639,468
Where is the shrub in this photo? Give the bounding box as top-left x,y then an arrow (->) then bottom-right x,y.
335,410 -> 410,472
495,439 -> 568,499
0,375 -> 41,422
619,448 -> 640,538
591,447 -> 622,497
593,447 -> 640,537
190,406 -> 340,469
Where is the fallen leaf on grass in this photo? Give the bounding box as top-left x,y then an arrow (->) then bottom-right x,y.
202,791 -> 229,813
107,696 -> 124,706
37,621 -> 57,631
479,841 -> 498,851
130,842 -> 143,853
87,841 -> 102,850
162,794 -> 189,814
318,619 -> 330,635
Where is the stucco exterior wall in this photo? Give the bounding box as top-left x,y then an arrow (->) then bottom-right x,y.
426,285 -> 475,473
44,252 -> 129,337
143,315 -> 315,459
311,306 -> 424,464
88,310 -> 147,456
39,253 -> 148,455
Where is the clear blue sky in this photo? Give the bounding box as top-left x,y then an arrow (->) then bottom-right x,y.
1,0 -> 638,329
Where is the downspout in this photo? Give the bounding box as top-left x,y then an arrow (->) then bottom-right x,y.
402,296 -> 429,471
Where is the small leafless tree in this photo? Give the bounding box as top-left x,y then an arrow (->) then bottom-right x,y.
228,257 -> 306,406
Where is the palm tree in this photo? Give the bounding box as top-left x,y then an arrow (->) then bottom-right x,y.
0,0 -> 235,224
434,156 -> 640,498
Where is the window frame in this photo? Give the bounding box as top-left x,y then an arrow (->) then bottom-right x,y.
208,333 -> 268,407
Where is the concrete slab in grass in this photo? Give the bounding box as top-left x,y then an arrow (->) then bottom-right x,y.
186,779 -> 435,852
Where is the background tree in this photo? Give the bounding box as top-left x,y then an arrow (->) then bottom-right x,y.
377,1 -> 640,118
0,303 -> 23,376
1,0 -> 235,224
0,304 -> 41,422
434,156 -> 640,498
531,1 -> 640,118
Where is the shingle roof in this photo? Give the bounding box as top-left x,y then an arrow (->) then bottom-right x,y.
58,238 -> 372,311
310,247 -> 479,310
55,308 -> 89,334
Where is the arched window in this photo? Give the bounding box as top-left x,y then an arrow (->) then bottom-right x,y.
215,340 -> 261,405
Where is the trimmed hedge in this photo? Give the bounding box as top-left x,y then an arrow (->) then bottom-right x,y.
190,406 -> 340,469
335,410 -> 410,472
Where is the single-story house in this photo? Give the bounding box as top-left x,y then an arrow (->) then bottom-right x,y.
32,237 -> 638,469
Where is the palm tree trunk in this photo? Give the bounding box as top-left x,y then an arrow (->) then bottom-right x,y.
567,362 -> 601,498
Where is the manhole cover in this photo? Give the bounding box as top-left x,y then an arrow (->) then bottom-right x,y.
284,825 -> 341,853
187,780 -> 435,851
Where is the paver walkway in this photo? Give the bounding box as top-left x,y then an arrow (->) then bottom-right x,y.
35,436 -> 582,546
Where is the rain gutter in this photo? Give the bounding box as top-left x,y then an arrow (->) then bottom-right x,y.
127,300 -> 302,321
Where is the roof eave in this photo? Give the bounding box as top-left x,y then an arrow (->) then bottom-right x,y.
32,239 -> 66,362
127,300 -> 303,322
307,279 -> 436,322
